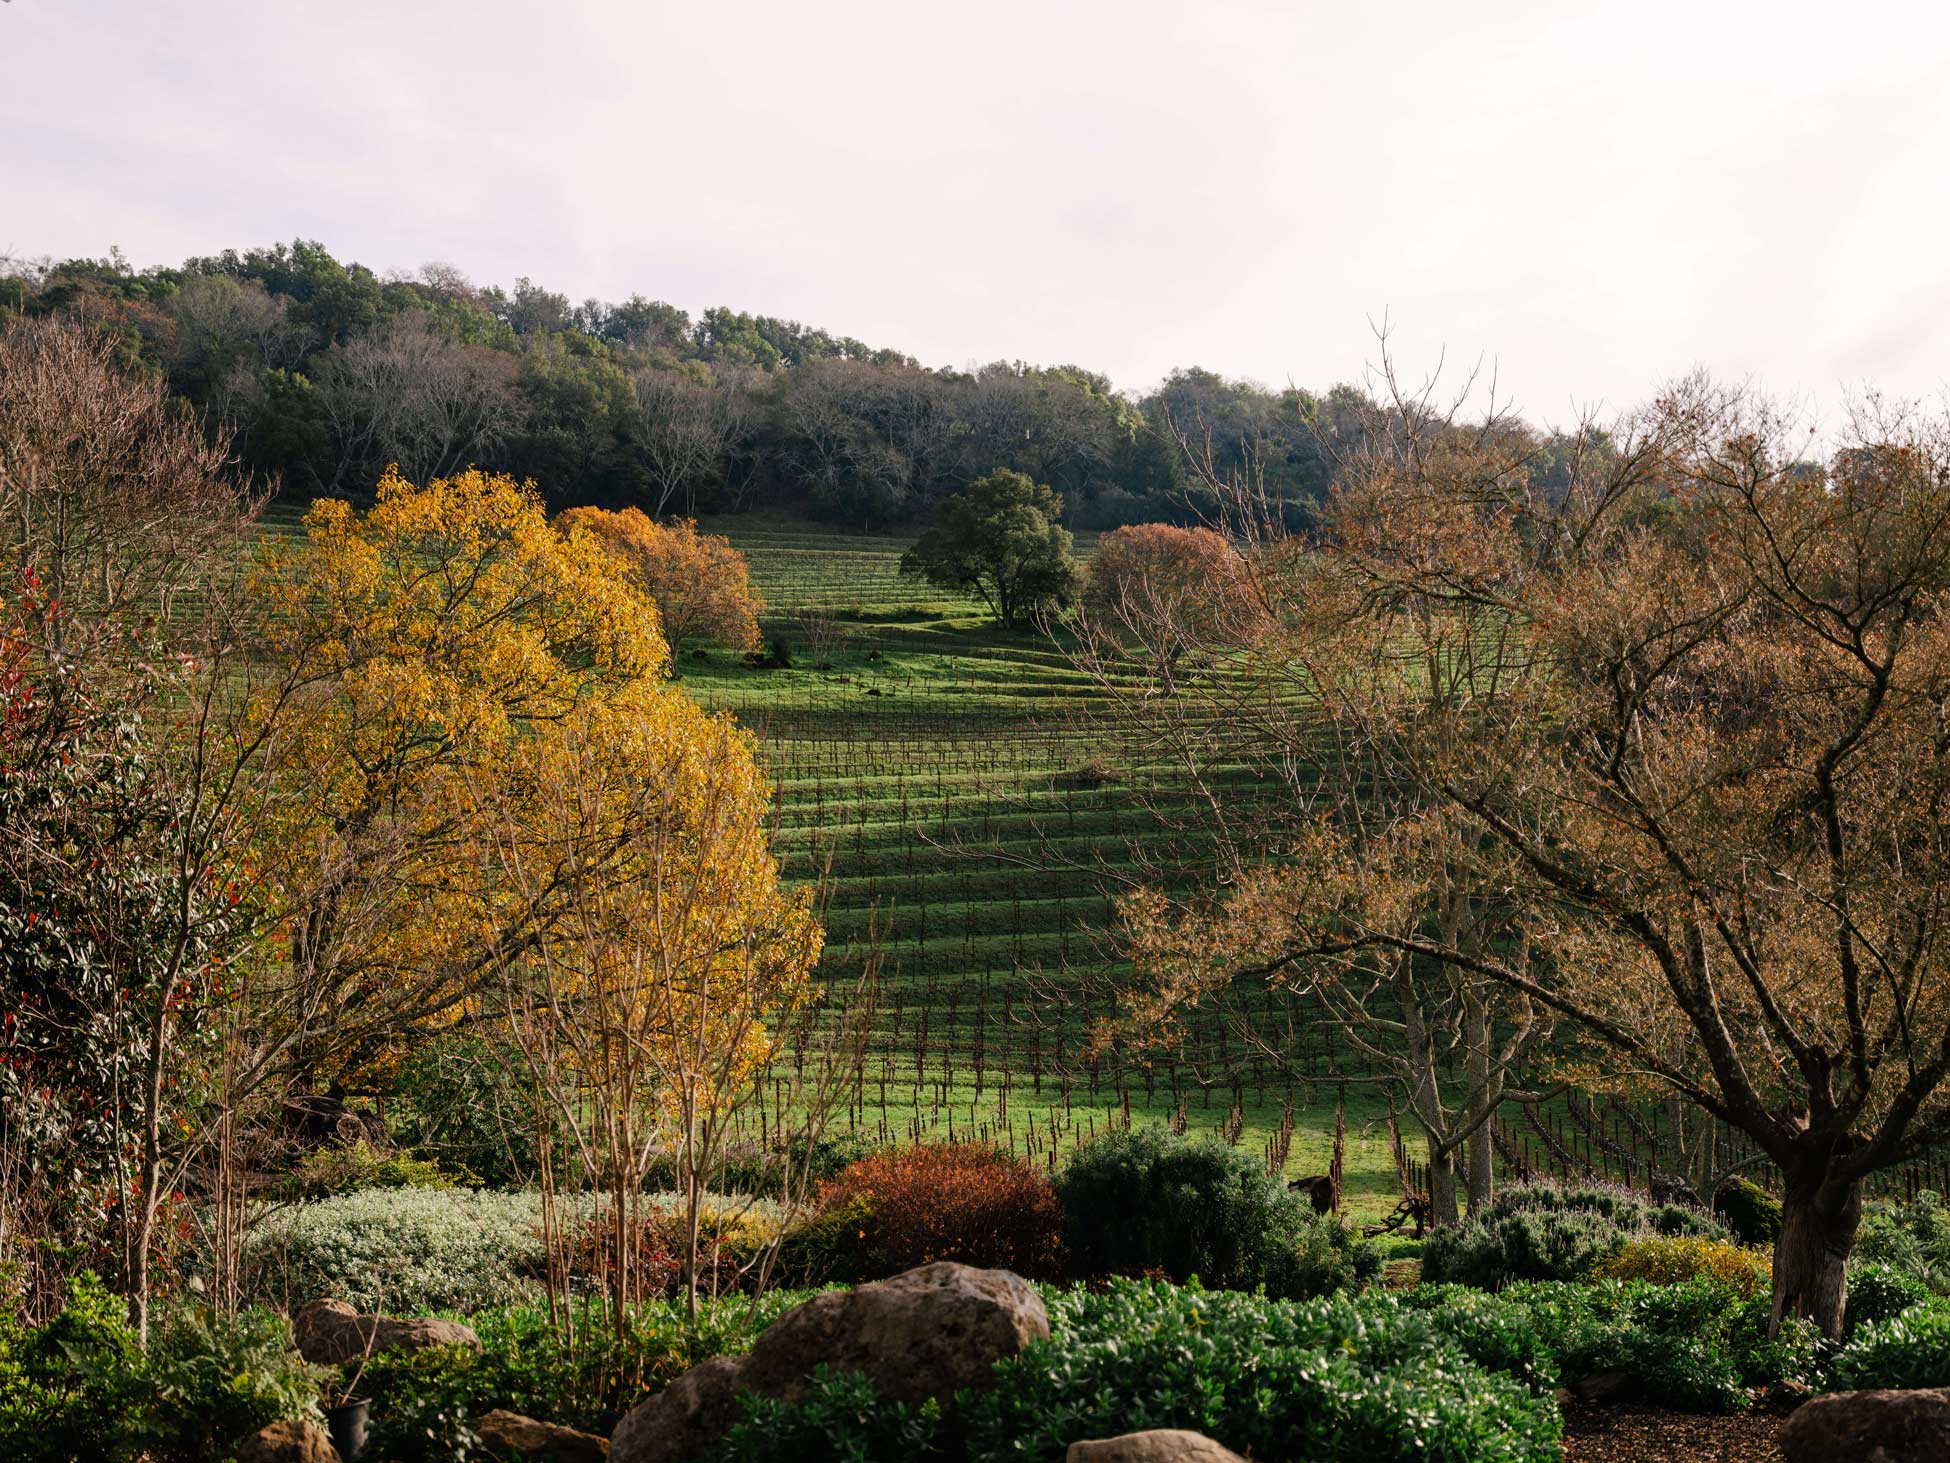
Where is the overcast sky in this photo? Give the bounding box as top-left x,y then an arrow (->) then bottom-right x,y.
6,0 -> 1947,421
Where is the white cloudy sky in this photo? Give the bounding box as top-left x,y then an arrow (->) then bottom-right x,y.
5,0 -> 1947,419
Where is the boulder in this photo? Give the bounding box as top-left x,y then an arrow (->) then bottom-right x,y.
235,1419 -> 339,1463
740,1261 -> 1048,1408
1067,1431 -> 1249,1462
1782,1387 -> 1950,1463
294,1297 -> 480,1366
609,1263 -> 1048,1463
609,1354 -> 748,1463
476,1408 -> 609,1461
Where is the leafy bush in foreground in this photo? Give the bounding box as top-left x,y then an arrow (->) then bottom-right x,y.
1422,1182 -> 1728,1290
137,1306 -> 328,1463
0,1279 -> 324,1463
977,1281 -> 1558,1462
363,1292 -> 809,1462
0,1275 -> 145,1463
1827,1297 -> 1950,1391
1058,1125 -> 1377,1298
1845,1262 -> 1935,1334
710,1281 -> 1561,1463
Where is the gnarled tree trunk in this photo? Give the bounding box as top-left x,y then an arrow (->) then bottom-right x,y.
1771,1165 -> 1862,1340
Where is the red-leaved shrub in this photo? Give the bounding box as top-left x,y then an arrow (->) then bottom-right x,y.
818,1142 -> 1064,1279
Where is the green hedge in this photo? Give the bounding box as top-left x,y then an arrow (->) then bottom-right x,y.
707,1280 -> 1562,1463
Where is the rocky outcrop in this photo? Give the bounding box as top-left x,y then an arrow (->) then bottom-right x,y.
1067,1432 -> 1250,1463
608,1354 -> 749,1463
294,1298 -> 480,1366
235,1419 -> 339,1463
1782,1387 -> 1950,1463
476,1408 -> 609,1461
740,1261 -> 1049,1408
609,1262 -> 1049,1463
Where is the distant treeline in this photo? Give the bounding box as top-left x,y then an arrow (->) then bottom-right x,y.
0,240 -> 1380,529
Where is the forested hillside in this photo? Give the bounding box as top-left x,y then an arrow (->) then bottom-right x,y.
0,241 -> 1356,529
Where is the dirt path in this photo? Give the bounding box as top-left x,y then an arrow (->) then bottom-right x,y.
1562,1403 -> 1786,1463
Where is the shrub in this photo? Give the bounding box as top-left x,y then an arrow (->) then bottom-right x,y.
1846,1262 -> 1935,1334
557,1213 -> 679,1300
704,1368 -> 943,1463
964,1281 -> 1561,1463
247,1187 -> 547,1313
775,1195 -> 878,1286
1495,1277 -> 1754,1412
819,1143 -> 1064,1280
1827,1298 -> 1950,1391
1591,1236 -> 1771,1299
0,1281 -> 324,1463
1422,1182 -> 1727,1289
1057,1125 -> 1375,1299
362,1293 -> 806,1462
137,1306 -> 327,1463
1713,1179 -> 1784,1247
1856,1190 -> 1950,1293
0,1274 -> 144,1463
389,1032 -> 550,1189
282,1141 -> 478,1201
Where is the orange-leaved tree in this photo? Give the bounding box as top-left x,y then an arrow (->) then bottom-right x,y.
556,506 -> 764,653
1078,522 -> 1264,693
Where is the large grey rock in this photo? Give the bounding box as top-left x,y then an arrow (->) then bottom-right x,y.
608,1354 -> 747,1463
235,1418 -> 339,1463
741,1260 -> 1048,1408
1782,1387 -> 1950,1463
609,1262 -> 1048,1463
476,1408 -> 609,1461
1067,1432 -> 1249,1463
294,1297 -> 480,1366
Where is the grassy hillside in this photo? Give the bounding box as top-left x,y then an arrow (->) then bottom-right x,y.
685,518 -> 1421,1215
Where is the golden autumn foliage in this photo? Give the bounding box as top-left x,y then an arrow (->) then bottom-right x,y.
489,680 -> 822,1114
248,468 -> 814,1096
556,506 -> 765,653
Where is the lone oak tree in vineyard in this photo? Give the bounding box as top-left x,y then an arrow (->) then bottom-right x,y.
1129,371 -> 1950,1337
554,506 -> 764,653
900,468 -> 1077,628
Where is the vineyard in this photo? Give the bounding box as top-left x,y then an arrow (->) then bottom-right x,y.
686,518 -> 1426,1214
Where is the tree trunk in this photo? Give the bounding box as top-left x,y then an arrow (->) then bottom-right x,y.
1771,1167 -> 1862,1340
1461,989 -> 1496,1215
1426,1139 -> 1459,1230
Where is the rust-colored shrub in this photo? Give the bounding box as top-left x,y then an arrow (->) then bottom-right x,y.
818,1142 -> 1064,1279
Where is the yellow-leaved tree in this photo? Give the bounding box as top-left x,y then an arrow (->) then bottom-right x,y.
251,466 -> 825,1319
479,681 -> 822,1321
253,466 -> 668,1081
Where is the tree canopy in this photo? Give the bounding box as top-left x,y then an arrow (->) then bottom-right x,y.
899,468 -> 1078,628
